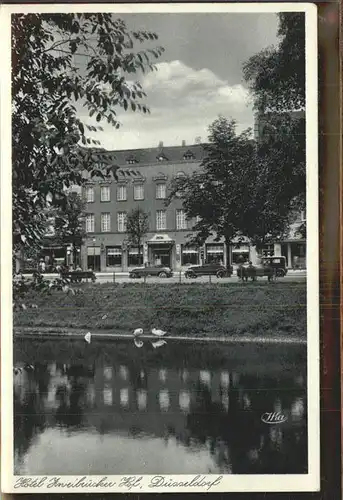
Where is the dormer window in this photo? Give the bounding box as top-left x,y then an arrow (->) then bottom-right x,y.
183,150 -> 195,161
176,171 -> 186,179
157,154 -> 168,162
126,155 -> 138,165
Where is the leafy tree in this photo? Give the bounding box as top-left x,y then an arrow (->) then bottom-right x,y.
243,12 -> 306,238
53,191 -> 86,265
167,117 -> 257,267
243,12 -> 305,113
125,207 -> 149,265
12,13 -> 164,255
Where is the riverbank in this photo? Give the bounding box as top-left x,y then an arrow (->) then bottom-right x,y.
14,282 -> 306,339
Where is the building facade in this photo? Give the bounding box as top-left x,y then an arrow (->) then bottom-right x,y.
81,142 -> 306,272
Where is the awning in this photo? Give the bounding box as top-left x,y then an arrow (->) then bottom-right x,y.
87,246 -> 101,256
206,245 -> 224,253
182,248 -> 198,254
107,248 -> 121,256
128,247 -> 143,254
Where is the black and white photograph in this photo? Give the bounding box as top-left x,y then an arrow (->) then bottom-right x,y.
1,3 -> 319,493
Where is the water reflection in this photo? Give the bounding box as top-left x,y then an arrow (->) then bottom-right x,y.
13,345 -> 307,475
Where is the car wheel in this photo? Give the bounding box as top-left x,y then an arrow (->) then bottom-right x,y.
216,270 -> 225,278
277,269 -> 285,277
158,271 -> 167,278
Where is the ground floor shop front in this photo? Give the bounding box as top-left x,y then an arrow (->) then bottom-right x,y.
81,232 -> 306,273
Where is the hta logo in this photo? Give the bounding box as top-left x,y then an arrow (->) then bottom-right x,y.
261,412 -> 287,424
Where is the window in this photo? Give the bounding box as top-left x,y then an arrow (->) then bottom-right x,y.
86,186 -> 94,203
261,244 -> 274,257
183,151 -> 195,161
181,246 -> 199,266
117,185 -> 127,201
100,186 -> 110,202
128,247 -> 144,267
157,154 -> 167,162
206,244 -> 224,264
134,184 -> 144,200
156,210 -> 166,230
86,214 -> 95,233
156,183 -> 166,199
101,213 -> 111,232
106,246 -> 122,267
117,212 -> 127,232
175,172 -> 186,197
176,209 -> 187,230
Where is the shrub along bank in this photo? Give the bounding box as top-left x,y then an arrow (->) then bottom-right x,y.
14,282 -> 306,340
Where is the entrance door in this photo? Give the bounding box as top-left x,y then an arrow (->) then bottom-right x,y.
151,246 -> 171,267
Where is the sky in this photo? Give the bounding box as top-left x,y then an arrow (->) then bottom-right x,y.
77,13 -> 279,150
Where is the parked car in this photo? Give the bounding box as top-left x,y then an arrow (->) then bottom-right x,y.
184,263 -> 233,278
129,264 -> 173,279
237,256 -> 288,281
60,270 -> 96,283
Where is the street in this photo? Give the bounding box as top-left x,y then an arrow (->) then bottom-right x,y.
24,270 -> 306,285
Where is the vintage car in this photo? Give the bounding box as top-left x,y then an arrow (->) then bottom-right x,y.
237,256 -> 288,281
129,264 -> 173,279
60,270 -> 97,283
184,263 -> 233,279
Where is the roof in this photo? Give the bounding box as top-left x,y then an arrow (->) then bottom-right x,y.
89,143 -> 206,167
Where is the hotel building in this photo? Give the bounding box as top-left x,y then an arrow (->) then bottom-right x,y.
80,140 -> 306,272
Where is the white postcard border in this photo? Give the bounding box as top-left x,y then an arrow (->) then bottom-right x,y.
1,2 -> 319,493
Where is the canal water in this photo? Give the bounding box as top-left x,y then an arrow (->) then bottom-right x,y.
13,338 -> 307,475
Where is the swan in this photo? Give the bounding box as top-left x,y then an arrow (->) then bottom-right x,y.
84,332 -> 92,344
133,328 -> 143,337
151,339 -> 167,349
151,328 -> 167,337
134,338 -> 144,348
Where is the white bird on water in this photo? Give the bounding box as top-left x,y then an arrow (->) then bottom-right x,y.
134,338 -> 144,348
151,340 -> 167,349
84,332 -> 92,344
133,328 -> 143,337
151,328 -> 167,337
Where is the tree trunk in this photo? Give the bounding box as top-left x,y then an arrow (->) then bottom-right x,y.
137,239 -> 142,266
225,237 -> 232,271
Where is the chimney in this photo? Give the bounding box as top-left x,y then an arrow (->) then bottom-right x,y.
158,141 -> 163,148
182,140 -> 186,147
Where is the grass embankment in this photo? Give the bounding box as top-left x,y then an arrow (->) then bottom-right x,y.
14,282 -> 306,339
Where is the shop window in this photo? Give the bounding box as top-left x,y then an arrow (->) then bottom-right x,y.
206,244 -> 224,264
262,244 -> 274,257
232,248 -> 250,264
106,247 -> 122,267
181,246 -> 199,266
128,247 -> 144,267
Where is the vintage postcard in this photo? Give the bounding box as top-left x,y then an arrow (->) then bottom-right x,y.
1,2 -> 319,494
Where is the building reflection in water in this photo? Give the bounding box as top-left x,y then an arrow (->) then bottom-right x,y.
13,351 -> 308,475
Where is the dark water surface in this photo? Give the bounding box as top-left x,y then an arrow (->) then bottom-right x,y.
14,338 -> 307,475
